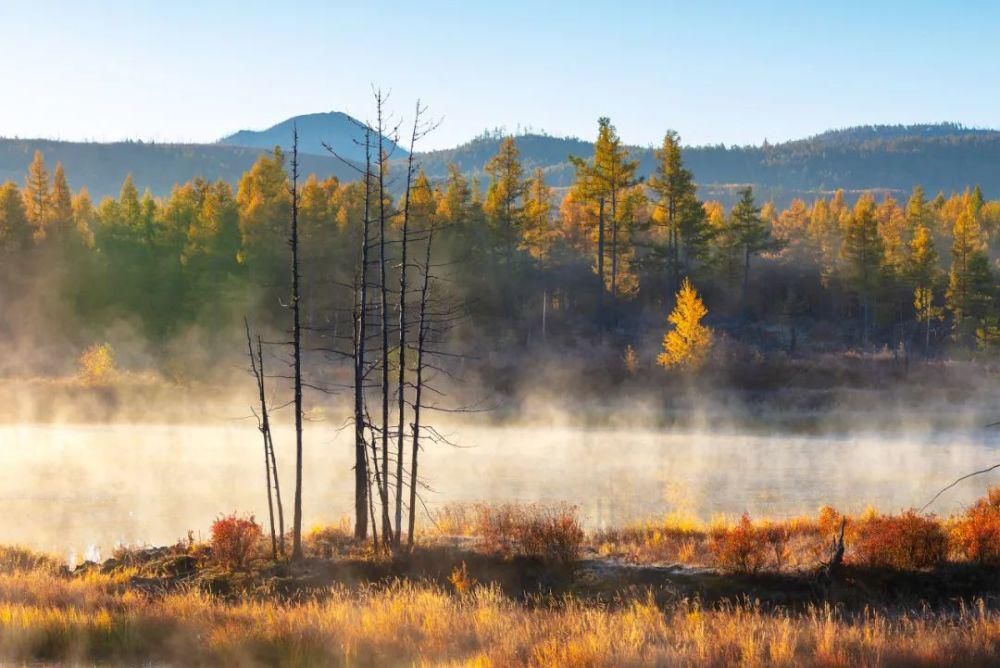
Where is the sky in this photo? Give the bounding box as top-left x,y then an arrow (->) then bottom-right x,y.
1,0 -> 999,150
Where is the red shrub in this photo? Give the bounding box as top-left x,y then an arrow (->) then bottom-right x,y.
851,510 -> 947,570
951,486 -> 1000,565
475,503 -> 584,565
709,514 -> 768,574
210,514 -> 262,571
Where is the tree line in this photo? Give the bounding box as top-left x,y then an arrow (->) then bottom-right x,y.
0,117 -> 998,366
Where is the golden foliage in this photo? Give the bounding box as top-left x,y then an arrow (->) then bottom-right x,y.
77,343 -> 115,386
657,278 -> 712,370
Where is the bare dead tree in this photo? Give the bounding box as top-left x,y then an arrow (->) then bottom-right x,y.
373,88 -> 397,542
288,124 -> 305,560
261,334 -> 286,557
351,128 -> 373,540
408,212 -> 436,547
245,317 -> 278,559
393,100 -> 433,547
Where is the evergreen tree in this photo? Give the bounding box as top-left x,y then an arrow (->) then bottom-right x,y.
729,186 -> 781,310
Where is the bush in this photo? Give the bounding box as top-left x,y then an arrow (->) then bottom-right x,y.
475,503 -> 584,565
852,510 -> 948,570
709,514 -> 768,574
950,486 -> 1000,565
210,514 -> 262,571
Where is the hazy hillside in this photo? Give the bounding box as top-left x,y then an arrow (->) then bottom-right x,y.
218,111 -> 405,163
415,123 -> 1000,203
0,138 -> 358,200
3,121 -> 1000,203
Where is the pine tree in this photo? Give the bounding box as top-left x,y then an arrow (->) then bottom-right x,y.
730,186 -> 780,310
657,278 -> 712,370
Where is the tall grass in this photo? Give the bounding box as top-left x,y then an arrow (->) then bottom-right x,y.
0,567 -> 999,665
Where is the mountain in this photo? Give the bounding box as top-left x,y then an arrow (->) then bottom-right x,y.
218,111 -> 405,163
2,119 -> 1000,204
414,123 -> 1000,204
0,138 -> 358,200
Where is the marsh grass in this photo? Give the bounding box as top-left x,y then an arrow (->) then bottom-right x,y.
1,566 -> 1000,666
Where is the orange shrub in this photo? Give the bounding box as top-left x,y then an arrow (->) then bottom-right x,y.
950,486 -> 1000,565
709,513 -> 768,574
475,503 -> 584,565
851,510 -> 947,570
210,513 -> 262,571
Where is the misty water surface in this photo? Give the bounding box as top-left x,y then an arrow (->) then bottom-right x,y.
2,421 -> 999,562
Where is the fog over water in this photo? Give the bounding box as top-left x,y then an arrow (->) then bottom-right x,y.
2,416 -> 999,563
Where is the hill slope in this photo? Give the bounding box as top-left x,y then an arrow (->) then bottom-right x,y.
218,111 -> 405,163
414,123 -> 1000,202
2,121 -> 1000,203
0,138 -> 358,200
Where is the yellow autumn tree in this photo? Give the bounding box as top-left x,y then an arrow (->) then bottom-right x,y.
657,278 -> 712,370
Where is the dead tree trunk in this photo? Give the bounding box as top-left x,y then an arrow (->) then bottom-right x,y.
245,317 -> 277,560
408,221 -> 435,547
261,336 -> 286,557
393,107 -> 421,548
352,129 -> 373,540
289,125 -> 305,561
375,90 -> 393,542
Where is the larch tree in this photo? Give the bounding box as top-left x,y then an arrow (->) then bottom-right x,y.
22,151 -> 50,242
0,182 -> 32,251
657,278 -> 712,370
483,135 -> 527,313
521,167 -> 555,339
569,117 -> 640,324
49,164 -> 75,242
648,131 -> 701,294
946,206 -> 990,344
842,194 -> 885,348
907,224 -> 942,352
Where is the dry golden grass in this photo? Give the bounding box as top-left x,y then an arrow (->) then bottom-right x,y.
0,565 -> 999,666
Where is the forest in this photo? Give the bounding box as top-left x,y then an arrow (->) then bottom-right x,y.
1,114 -> 998,375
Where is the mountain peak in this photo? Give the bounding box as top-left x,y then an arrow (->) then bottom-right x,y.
218,111 -> 406,162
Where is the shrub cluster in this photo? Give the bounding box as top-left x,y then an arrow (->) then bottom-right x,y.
950,486 -> 1000,565
475,503 -> 584,565
709,513 -> 770,574
210,514 -> 262,571
850,510 -> 948,570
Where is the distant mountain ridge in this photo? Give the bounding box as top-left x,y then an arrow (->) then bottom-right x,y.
2,118 -> 1000,204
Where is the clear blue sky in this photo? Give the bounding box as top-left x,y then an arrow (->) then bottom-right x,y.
1,0 -> 998,149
